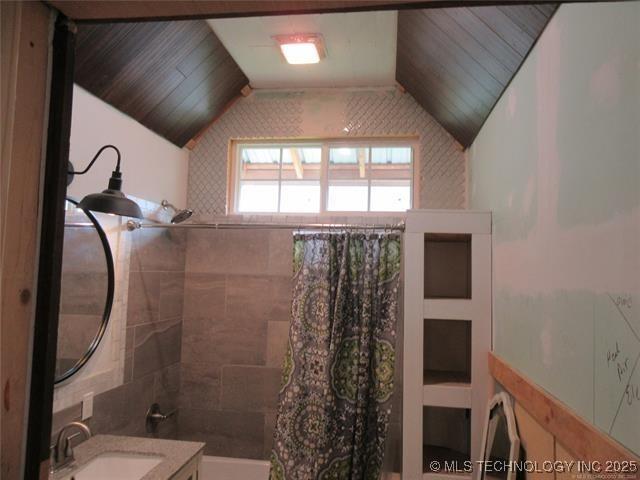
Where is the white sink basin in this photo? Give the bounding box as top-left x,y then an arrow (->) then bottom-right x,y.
58,452 -> 163,480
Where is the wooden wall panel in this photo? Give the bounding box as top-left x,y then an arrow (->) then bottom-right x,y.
555,442 -> 579,480
489,353 -> 640,465
0,2 -> 51,478
514,402 -> 555,480
397,4 -> 557,147
74,20 -> 249,147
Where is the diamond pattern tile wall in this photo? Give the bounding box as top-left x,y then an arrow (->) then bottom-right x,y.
188,89 -> 466,216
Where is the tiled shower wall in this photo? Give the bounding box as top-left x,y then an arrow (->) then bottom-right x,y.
189,88 -> 466,216
177,228 -> 293,458
52,228 -> 185,441
53,224 -> 402,466
176,225 -> 402,467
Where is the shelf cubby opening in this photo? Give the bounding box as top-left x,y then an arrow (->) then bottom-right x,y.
423,319 -> 471,386
423,406 -> 471,473
424,234 -> 471,299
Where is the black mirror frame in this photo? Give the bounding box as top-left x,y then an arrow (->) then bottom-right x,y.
54,196 -> 115,384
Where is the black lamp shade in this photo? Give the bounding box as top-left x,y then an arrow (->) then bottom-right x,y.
68,146 -> 143,219
78,189 -> 143,219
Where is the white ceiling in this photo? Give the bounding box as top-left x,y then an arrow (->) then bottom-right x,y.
207,11 -> 397,89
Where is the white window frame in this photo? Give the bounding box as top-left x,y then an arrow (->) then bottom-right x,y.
228,137 -> 419,215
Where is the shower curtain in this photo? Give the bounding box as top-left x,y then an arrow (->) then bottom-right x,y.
270,232 -> 401,480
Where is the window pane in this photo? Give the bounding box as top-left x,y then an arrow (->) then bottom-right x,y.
328,182 -> 368,211
371,147 -> 412,181
238,182 -> 278,212
328,147 -> 369,211
239,148 -> 280,181
236,144 -> 412,214
278,147 -> 321,212
370,147 -> 412,211
370,180 -> 411,211
281,147 -> 321,181
329,147 -> 368,177
280,181 -> 320,213
371,147 -> 412,165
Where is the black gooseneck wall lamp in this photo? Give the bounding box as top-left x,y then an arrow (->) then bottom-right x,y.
67,144 -> 143,219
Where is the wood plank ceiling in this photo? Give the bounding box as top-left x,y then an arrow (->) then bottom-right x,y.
397,4 -> 557,146
73,4 -> 557,148
74,20 -> 248,147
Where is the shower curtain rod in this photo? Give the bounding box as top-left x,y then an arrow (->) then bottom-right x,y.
126,219 -> 405,232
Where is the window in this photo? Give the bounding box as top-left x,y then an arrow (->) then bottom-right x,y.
233,141 -> 414,214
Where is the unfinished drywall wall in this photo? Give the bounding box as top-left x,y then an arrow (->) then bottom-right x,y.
189,88 -> 466,215
469,2 -> 639,455
67,86 -> 189,208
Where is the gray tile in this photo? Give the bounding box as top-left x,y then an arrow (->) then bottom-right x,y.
178,408 -> 264,459
185,230 -> 227,274
59,272 -> 109,315
154,363 -> 181,411
268,229 -> 294,277
266,321 -> 290,368
181,314 -> 266,366
179,362 -> 221,410
223,229 -> 270,275
267,276 -> 292,322
182,273 -> 225,319
126,270 -> 162,326
133,319 -> 182,379
51,403 -> 82,442
225,275 -> 272,322
61,227 -> 110,274
159,272 -> 185,321
90,384 -> 128,434
263,412 -> 277,459
122,374 -> 156,433
181,272 -> 268,366
56,314 -> 102,360
185,230 -> 270,275
220,366 -> 281,413
131,228 -> 186,272
123,327 -> 135,384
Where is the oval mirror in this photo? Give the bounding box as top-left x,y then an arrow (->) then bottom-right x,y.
55,198 -> 115,384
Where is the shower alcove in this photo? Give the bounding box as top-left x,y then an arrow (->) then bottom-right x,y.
403,210 -> 492,480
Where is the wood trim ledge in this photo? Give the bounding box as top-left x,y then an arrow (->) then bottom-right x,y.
489,352 -> 640,465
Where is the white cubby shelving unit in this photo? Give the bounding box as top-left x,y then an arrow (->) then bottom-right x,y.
402,210 -> 492,480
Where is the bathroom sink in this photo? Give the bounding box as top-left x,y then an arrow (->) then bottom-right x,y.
58,452 -> 163,480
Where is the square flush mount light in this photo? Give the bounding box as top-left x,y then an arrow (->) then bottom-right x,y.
273,34 -> 326,65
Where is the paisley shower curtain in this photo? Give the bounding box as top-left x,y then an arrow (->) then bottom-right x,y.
270,232 -> 401,480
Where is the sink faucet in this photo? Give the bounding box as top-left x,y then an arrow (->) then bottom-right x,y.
50,421 -> 92,472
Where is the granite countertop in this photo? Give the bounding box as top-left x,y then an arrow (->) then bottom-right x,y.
51,435 -> 205,480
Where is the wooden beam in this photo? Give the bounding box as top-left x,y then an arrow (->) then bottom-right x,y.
489,352 -> 640,465
290,148 -> 304,179
43,0 -> 597,23
358,148 -> 367,179
0,2 -> 51,478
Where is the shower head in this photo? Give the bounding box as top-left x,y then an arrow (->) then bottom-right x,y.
171,208 -> 193,224
161,199 -> 194,224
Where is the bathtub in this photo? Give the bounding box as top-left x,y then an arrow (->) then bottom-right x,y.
198,455 -> 400,480
199,455 -> 270,480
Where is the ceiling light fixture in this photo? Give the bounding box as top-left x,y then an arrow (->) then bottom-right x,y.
273,34 -> 326,65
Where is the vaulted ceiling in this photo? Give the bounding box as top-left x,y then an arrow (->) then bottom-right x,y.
207,11 -> 398,89
74,20 -> 248,146
397,4 -> 557,146
72,4 -> 557,148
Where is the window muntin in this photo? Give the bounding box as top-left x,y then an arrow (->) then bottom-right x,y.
235,142 -> 413,213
